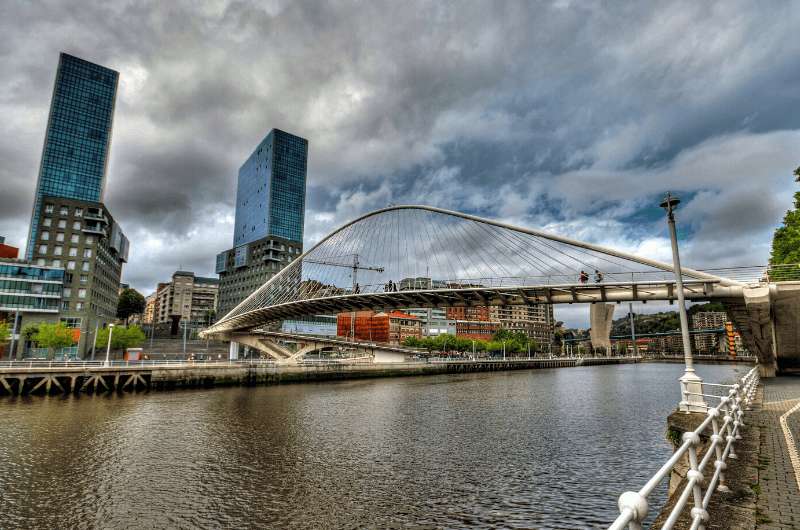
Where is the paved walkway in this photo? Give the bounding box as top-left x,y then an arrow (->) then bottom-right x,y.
757,376 -> 800,530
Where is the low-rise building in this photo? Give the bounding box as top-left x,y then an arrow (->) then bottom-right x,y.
0,236 -> 20,259
454,319 -> 500,340
692,311 -> 728,353
0,258 -> 65,358
336,310 -> 422,344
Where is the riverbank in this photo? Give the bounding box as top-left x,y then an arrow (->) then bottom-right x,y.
0,356 -> 638,396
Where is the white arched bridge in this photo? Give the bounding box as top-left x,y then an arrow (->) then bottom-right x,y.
202,205 -> 800,375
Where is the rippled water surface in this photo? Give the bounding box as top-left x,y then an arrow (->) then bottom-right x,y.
0,363 -> 745,529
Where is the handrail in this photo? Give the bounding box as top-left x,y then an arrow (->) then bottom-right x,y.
609,366 -> 759,529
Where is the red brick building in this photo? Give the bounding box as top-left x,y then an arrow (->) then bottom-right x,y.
454,320 -> 500,340
337,311 -> 422,344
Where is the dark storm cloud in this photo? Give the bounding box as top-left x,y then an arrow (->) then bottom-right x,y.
1,1 -> 799,327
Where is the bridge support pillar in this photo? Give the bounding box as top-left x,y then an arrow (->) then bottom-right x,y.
743,286 -> 777,377
229,341 -> 239,361
589,304 -> 615,354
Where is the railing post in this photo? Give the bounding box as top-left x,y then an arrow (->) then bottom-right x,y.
685,432 -> 709,529
709,407 -> 729,492
722,396 -> 738,461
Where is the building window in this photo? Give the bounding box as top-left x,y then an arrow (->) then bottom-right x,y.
75,302 -> 84,311
73,221 -> 81,230
59,206 -> 69,216
62,301 -> 70,310
38,244 -> 47,254
52,259 -> 62,268
83,249 -> 92,258
57,219 -> 66,229
78,289 -> 86,299
41,231 -> 50,241
54,246 -> 63,256
56,232 -> 65,242
70,234 -> 79,244
45,204 -> 54,214
36,258 -> 46,266
74,208 -> 83,217
85,236 -> 95,245
80,274 -> 88,284
43,217 -> 52,227
81,262 -> 90,272
60,317 -> 82,328
67,261 -> 76,270
63,288 -> 72,298
68,247 -> 78,257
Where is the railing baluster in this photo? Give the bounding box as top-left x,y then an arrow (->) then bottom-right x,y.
609,366 -> 758,529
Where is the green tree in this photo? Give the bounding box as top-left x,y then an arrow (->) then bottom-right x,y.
21,323 -> 39,342
770,168 -> 800,277
117,288 -> 146,324
0,321 -> 10,344
95,325 -> 146,352
34,322 -> 77,360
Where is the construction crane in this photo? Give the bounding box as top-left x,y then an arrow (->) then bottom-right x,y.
303,254 -> 385,340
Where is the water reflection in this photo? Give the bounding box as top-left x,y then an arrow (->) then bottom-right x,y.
0,363 -> 743,529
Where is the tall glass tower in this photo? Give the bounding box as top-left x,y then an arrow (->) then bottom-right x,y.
26,53 -> 119,258
233,129 -> 308,246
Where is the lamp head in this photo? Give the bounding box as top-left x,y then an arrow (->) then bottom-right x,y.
659,193 -> 680,212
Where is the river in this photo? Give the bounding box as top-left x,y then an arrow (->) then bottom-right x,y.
0,362 -> 745,529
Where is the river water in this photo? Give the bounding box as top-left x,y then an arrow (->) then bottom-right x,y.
0,362 -> 745,529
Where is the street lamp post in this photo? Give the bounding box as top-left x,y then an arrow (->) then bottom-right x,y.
629,303 -> 638,358
104,324 -> 114,367
660,192 -> 706,412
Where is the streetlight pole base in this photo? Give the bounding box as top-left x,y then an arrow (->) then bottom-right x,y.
679,370 -> 706,412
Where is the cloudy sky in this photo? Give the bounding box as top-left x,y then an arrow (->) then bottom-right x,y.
1,1 -> 799,327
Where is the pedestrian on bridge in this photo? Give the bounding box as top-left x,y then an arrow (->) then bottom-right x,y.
580,270 -> 589,284
594,270 -> 604,283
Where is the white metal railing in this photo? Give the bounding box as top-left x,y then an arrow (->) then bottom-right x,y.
609,366 -> 760,529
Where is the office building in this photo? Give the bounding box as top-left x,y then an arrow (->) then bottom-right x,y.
216,129 -> 308,317
29,197 -> 128,356
26,53 -> 119,259
216,237 -> 302,317
0,258 -> 65,359
153,271 -> 219,336
234,129 -> 307,247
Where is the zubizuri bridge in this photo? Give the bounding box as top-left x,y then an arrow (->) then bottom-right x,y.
202,205 -> 800,376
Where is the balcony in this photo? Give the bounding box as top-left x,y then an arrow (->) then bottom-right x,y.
84,209 -> 108,223
82,222 -> 107,236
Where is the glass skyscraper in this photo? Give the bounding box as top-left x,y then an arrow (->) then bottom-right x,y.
233,129 -> 308,246
26,53 -> 119,259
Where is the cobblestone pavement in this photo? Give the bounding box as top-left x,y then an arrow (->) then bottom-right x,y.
757,376 -> 800,529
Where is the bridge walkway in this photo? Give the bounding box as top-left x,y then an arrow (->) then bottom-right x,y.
756,376 -> 800,529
